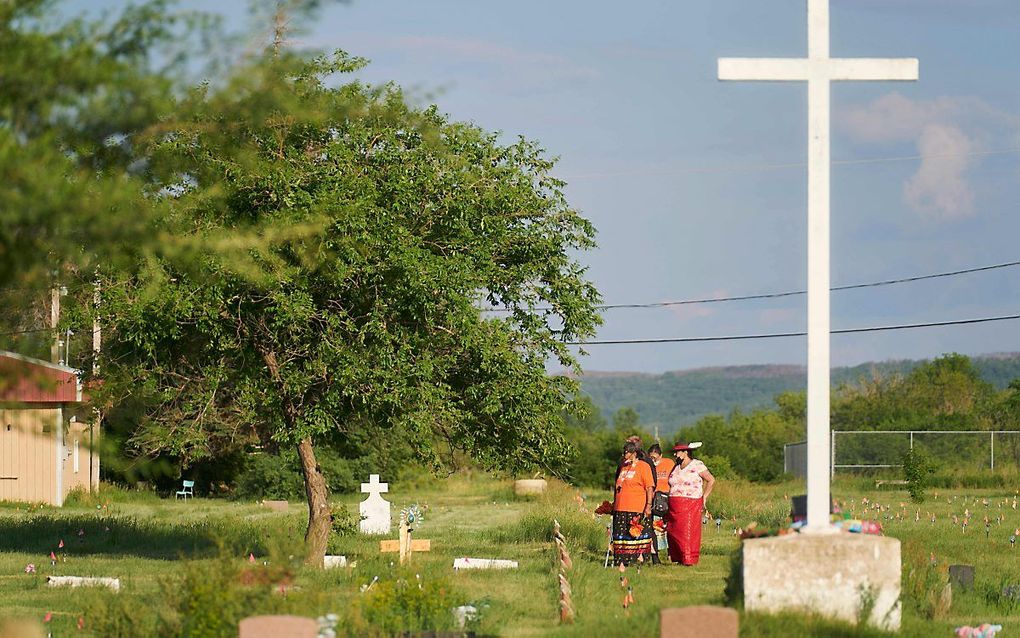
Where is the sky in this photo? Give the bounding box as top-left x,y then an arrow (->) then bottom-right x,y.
70,0 -> 1020,373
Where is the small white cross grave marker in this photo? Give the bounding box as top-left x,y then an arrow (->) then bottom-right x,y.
359,474 -> 391,535
718,0 -> 918,532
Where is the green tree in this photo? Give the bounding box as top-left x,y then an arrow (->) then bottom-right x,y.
0,0 -> 215,293
97,49 -> 601,565
612,406 -> 641,434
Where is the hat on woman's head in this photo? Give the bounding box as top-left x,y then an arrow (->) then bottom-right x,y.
672,441 -> 703,452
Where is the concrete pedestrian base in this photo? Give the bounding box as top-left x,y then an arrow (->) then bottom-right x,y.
742,532 -> 901,631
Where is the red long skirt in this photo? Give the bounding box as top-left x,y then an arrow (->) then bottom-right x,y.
666,496 -> 703,565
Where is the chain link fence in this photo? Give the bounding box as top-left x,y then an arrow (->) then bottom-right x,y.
829,430 -> 1020,476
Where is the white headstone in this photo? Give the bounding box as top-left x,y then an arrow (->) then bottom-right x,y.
323,555 -> 347,569
359,474 -> 391,535
453,557 -> 518,570
718,0 -> 918,532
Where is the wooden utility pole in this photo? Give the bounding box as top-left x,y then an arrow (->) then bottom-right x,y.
91,278 -> 101,491
50,286 -> 61,364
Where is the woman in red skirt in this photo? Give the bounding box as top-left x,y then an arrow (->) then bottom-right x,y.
665,442 -> 715,566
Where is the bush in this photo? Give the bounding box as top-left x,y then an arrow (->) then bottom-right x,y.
699,453 -> 737,481
233,449 -> 362,501
326,503 -> 360,554
350,572 -> 467,636
902,448 -> 935,503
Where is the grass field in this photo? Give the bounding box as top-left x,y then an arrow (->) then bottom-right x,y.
2,474 -> 1019,636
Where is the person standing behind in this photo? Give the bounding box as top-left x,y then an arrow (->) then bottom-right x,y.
612,441 -> 655,565
666,442 -> 715,566
648,444 -> 674,561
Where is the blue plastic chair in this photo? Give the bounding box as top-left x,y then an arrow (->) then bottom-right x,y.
175,480 -> 195,500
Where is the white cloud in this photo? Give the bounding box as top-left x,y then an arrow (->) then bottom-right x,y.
904,125 -> 975,219
839,93 -> 1020,221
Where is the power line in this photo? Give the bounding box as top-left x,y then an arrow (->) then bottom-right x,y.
566,313 -> 1020,346
482,258 -> 1020,313
561,147 -> 1020,180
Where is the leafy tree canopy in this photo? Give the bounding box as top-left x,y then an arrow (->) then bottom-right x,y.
95,48 -> 602,563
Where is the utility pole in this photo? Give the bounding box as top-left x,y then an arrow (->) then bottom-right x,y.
91,278 -> 102,492
50,286 -> 61,364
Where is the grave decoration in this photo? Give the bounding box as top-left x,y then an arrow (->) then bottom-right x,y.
553,520 -> 574,624
954,624 -> 1002,638
379,504 -> 429,565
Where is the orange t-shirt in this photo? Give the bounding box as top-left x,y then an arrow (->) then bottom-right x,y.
614,460 -> 654,513
654,458 -> 675,493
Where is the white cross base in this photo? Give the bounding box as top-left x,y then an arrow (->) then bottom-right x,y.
718,0 -> 917,532
359,474 -> 391,535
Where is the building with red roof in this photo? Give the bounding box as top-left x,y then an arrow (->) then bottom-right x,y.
0,351 -> 96,505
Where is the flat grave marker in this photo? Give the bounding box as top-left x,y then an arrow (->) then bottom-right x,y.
238,615 -> 317,638
660,606 -> 738,638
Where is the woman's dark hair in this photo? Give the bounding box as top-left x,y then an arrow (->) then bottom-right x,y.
622,441 -> 639,455
648,443 -> 662,455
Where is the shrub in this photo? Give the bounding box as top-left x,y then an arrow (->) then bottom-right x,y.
233,449 -> 361,501
326,503 -> 360,554
699,453 -> 737,481
350,572 -> 466,636
902,448 -> 935,503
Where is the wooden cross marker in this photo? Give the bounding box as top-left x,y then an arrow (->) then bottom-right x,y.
379,518 -> 431,564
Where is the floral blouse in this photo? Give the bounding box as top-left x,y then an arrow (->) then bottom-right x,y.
668,459 -> 707,499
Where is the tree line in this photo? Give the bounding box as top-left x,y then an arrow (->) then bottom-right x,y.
563,354 -> 1020,485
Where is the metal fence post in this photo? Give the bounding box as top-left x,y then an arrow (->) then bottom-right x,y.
909,431 -> 914,451
830,430 -> 835,480
991,431 -> 995,471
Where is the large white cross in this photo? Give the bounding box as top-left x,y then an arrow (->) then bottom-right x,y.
718,0 -> 918,532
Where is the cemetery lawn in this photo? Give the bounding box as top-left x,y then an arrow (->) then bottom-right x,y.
1,475 -> 1019,637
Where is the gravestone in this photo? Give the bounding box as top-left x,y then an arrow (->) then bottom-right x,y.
949,564 -> 975,591
323,555 -> 347,569
660,606 -> 738,638
46,576 -> 120,591
262,500 -> 289,512
0,619 -> 44,638
453,557 -> 518,570
238,615 -> 318,638
359,474 -> 391,535
514,479 -> 547,496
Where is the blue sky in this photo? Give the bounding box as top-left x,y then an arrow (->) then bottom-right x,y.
70,1 -> 1020,373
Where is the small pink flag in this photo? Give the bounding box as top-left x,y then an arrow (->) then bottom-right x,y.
50,551 -> 56,562
58,539 -> 64,549
248,553 -> 256,563
44,612 -> 52,623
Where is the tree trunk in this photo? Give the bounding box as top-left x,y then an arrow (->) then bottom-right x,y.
297,437 -> 331,568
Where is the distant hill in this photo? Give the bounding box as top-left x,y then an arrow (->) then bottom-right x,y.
578,353 -> 1020,434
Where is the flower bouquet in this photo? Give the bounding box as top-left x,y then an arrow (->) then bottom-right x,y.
594,500 -> 613,516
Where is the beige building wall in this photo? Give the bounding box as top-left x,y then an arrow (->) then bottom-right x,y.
0,406 -> 82,505
0,408 -> 59,504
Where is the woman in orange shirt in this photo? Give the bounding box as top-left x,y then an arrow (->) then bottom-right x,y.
648,444 -> 675,561
612,441 -> 655,565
